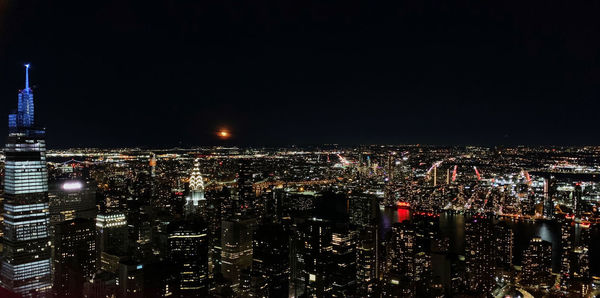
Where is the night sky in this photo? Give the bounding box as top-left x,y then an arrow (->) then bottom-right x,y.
1,1 -> 599,147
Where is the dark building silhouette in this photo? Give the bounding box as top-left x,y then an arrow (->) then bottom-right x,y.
53,218 -> 97,297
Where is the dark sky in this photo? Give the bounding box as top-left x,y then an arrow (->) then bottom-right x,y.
1,1 -> 599,148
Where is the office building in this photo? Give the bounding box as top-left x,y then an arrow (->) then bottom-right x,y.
0,65 -> 52,297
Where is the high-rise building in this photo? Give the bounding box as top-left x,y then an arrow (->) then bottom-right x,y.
49,179 -> 96,226
560,219 -> 574,290
355,227 -> 378,297
53,218 -> 97,297
464,217 -> 496,293
96,212 -> 128,270
543,177 -> 557,218
293,217 -> 334,298
349,193 -> 378,228
235,160 -> 255,216
206,189 -> 225,281
220,216 -> 256,293
573,183 -> 583,219
494,222 -> 513,270
560,219 -> 592,294
521,237 -> 552,287
117,260 -> 145,298
168,219 -> 209,297
250,223 -> 290,297
383,222 -> 416,297
330,228 -> 357,297
186,158 -> 206,217
0,64 -> 52,297
11,64 -> 35,129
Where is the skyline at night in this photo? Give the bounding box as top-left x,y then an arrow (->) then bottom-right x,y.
2,2 -> 600,298
0,63 -> 598,297
1,1 -> 600,147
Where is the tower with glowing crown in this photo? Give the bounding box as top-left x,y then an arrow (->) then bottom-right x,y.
186,158 -> 206,217
1,65 -> 52,297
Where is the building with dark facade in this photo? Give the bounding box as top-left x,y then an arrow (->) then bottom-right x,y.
250,223 -> 290,297
53,218 -> 97,297
221,216 -> 256,294
168,219 -> 209,297
521,237 -> 552,288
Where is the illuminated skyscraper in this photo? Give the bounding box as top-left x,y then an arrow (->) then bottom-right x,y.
8,64 -> 35,129
186,158 -> 206,217
383,222 -> 416,297
521,237 -> 552,287
330,228 -> 357,297
356,228 -> 378,297
494,222 -> 513,270
96,212 -> 128,271
560,219 -> 574,290
464,217 -> 496,293
0,65 -> 52,297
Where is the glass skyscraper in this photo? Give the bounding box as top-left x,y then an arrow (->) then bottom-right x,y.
0,65 -> 52,297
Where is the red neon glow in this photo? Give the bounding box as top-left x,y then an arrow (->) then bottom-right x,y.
452,165 -> 458,182
474,166 -> 481,180
397,208 -> 410,223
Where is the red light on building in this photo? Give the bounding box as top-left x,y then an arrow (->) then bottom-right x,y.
397,202 -> 410,208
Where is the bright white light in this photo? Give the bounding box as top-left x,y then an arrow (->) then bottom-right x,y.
25,64 -> 30,68
62,181 -> 83,191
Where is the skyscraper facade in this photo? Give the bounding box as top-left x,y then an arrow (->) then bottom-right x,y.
464,217 -> 496,293
168,219 -> 209,297
0,65 -> 52,297
521,237 -> 552,287
220,217 -> 255,294
53,218 -> 97,297
186,158 -> 206,217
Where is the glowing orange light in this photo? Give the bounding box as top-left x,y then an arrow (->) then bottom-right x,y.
217,130 -> 231,139
397,202 -> 410,208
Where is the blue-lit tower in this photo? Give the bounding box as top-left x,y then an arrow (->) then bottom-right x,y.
8,64 -> 35,130
0,65 -> 52,297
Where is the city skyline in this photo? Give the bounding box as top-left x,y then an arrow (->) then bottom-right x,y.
1,1 -> 600,147
0,65 -> 597,297
1,2 -> 600,298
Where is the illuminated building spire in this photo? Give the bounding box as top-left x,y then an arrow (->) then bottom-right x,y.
13,64 -> 35,128
186,158 -> 206,216
25,63 -> 30,89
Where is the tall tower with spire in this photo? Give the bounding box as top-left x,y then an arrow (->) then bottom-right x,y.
1,65 -> 52,297
12,64 -> 35,128
186,158 -> 206,217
